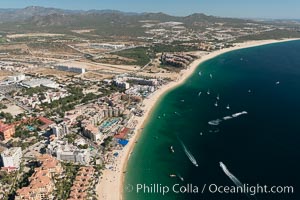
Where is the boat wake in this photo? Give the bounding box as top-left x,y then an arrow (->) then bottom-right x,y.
180,141 -> 199,167
208,119 -> 222,126
208,111 -> 248,126
220,162 -> 243,187
220,162 -> 256,200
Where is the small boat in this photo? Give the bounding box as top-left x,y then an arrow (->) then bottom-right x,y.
207,89 -> 210,95
216,94 -> 220,100
157,116 -> 161,119
181,99 -> 185,102
276,81 -> 280,85
226,104 -> 230,110
214,101 -> 218,107
248,89 -> 251,93
198,71 -> 202,76
170,174 -> 177,178
200,132 -> 203,136
210,74 -> 213,79
198,91 -> 202,96
170,146 -> 175,153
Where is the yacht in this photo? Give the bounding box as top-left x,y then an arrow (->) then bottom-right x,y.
214,101 -> 218,107
170,146 -> 175,153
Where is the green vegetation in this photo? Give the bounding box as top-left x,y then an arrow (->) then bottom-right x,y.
234,29 -> 300,42
112,47 -> 151,66
0,112 -> 14,123
55,163 -> 81,200
102,136 -> 113,151
65,133 -> 77,144
21,86 -> 48,96
0,103 -> 7,109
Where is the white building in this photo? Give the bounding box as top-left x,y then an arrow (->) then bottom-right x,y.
55,65 -> 86,74
56,145 -> 90,165
52,123 -> 69,138
1,147 -> 22,169
7,74 -> 26,82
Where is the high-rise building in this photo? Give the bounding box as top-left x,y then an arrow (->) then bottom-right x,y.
1,147 -> 22,169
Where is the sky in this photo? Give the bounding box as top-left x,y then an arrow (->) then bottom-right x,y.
0,0 -> 299,19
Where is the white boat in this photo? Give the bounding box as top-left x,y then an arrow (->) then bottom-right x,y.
198,71 -> 202,76
276,81 -> 280,85
248,89 -> 251,93
216,94 -> 220,100
170,146 -> 175,153
207,89 -> 210,95
210,74 -> 213,79
226,104 -> 230,110
214,101 -> 218,107
198,91 -> 202,96
170,174 -> 177,178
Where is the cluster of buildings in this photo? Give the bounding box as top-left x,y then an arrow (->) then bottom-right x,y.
15,154 -> 62,200
0,61 -> 38,73
16,89 -> 69,109
113,75 -> 158,97
54,65 -> 86,74
67,166 -> 95,200
160,53 -> 194,68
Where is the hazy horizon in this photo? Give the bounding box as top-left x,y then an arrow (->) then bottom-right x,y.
0,0 -> 300,19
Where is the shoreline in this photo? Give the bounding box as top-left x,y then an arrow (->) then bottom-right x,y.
96,38 -> 299,200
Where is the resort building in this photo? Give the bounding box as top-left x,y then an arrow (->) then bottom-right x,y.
67,166 -> 95,200
15,155 -> 61,200
56,144 -> 90,165
52,122 -> 69,138
0,147 -> 22,169
0,122 -> 15,141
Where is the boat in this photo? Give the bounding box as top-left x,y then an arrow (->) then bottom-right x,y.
210,74 -> 213,79
248,89 -> 251,93
216,94 -> 220,100
198,91 -> 202,96
207,89 -> 210,95
170,146 -> 175,153
226,104 -> 230,110
169,174 -> 177,178
214,101 -> 218,107
198,71 -> 202,76
181,99 -> 185,102
276,81 -> 280,85
200,132 -> 203,136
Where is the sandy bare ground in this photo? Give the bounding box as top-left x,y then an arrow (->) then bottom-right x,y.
95,38 -> 300,200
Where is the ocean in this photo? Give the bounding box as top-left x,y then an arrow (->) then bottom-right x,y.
124,40 -> 300,200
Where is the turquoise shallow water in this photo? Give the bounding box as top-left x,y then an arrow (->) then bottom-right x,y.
125,40 -> 300,200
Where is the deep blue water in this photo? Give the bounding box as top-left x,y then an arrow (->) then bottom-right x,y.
125,40 -> 300,200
